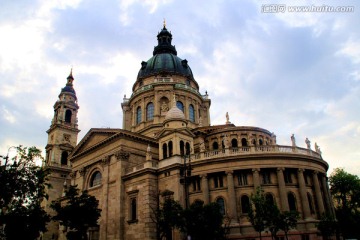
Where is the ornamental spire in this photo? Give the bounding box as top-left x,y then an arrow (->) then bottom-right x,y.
163,18 -> 166,28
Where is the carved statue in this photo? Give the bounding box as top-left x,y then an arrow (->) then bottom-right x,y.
198,116 -> 203,127
226,112 -> 230,124
199,138 -> 206,152
305,138 -> 311,149
291,134 -> 296,147
315,142 -> 320,153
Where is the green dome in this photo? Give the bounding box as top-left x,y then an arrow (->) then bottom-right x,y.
136,26 -> 194,80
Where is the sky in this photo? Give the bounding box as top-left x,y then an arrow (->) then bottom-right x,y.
0,0 -> 359,175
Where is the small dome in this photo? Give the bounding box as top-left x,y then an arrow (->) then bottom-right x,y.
165,105 -> 185,120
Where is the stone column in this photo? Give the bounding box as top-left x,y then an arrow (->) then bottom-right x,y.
226,171 -> 238,221
100,156 -> 110,240
321,175 -> 336,216
277,168 -> 289,211
252,168 -> 260,190
201,174 -> 210,204
298,168 -> 311,219
312,171 -> 325,215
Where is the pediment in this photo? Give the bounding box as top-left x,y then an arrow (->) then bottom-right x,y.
156,128 -> 195,139
71,128 -> 122,157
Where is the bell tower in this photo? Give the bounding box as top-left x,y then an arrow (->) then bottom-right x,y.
43,69 -> 80,239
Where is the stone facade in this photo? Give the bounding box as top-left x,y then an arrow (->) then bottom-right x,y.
44,25 -> 333,240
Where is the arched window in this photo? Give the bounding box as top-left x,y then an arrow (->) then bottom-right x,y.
259,139 -> 263,145
216,197 -> 225,215
65,109 -> 72,123
213,142 -> 219,150
61,151 -> 68,165
136,107 -> 142,124
90,171 -> 102,187
180,141 -> 184,156
266,193 -> 275,205
241,138 -> 247,147
307,193 -> 315,214
288,192 -> 297,211
146,103 -> 154,121
231,139 -> 238,148
131,198 -> 137,221
241,195 -> 250,214
163,143 -> 168,159
176,101 -> 184,112
189,104 -> 195,122
185,142 -> 190,155
168,141 -> 173,157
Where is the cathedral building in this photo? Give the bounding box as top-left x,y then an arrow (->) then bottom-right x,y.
43,24 -> 334,240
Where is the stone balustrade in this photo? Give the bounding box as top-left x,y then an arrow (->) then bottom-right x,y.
124,145 -> 322,175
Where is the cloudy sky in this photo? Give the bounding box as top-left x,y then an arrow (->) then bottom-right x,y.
1,0 -> 359,175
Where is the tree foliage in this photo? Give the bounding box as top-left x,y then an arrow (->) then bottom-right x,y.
329,168 -> 360,239
248,188 -> 268,240
0,146 -> 50,240
248,188 -> 299,240
317,213 -> 337,240
151,192 -> 184,240
151,191 -> 226,240
50,185 -> 101,240
182,200 -> 225,240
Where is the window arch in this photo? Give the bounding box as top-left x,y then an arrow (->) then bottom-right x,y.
65,109 -> 72,123
231,139 -> 238,148
259,139 -> 263,145
189,104 -> 195,122
136,107 -> 142,124
163,143 -> 168,159
185,142 -> 190,155
61,151 -> 68,165
241,195 -> 250,214
288,192 -> 297,211
90,171 -> 102,187
213,142 -> 219,150
180,141 -> 185,156
146,102 -> 154,121
241,138 -> 247,147
131,198 -> 137,221
216,197 -> 225,215
176,101 -> 184,112
168,141 -> 173,157
265,193 -> 275,205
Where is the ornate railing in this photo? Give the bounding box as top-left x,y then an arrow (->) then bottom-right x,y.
193,145 -> 321,161
124,145 -> 322,175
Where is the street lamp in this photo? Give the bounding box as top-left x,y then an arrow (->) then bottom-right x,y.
180,151 -> 192,209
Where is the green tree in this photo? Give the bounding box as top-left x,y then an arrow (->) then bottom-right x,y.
182,200 -> 225,240
152,193 -> 184,240
329,168 -> 360,239
317,213 -> 337,240
248,188 -> 269,240
278,211 -> 299,240
50,185 -> 101,240
0,146 -> 50,240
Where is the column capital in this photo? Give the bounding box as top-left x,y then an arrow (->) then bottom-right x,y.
277,167 -> 285,172
252,168 -> 260,173
298,168 -> 305,173
226,170 -> 234,175
101,155 -> 111,166
200,174 -> 208,179
313,170 -> 319,175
